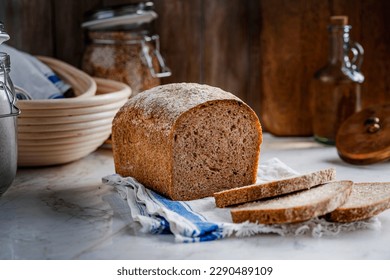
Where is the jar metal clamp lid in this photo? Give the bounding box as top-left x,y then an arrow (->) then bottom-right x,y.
0,21 -> 10,45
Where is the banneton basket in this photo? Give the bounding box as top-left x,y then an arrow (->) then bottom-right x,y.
17,77 -> 131,166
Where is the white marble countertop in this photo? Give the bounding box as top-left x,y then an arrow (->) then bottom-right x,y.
1,133 -> 390,260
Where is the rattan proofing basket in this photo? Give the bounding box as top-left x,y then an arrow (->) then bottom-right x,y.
17,75 -> 131,166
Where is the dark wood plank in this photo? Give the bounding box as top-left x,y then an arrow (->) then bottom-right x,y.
53,0 -> 102,67
203,0 -> 250,101
356,0 -> 390,107
153,0 -> 203,84
0,0 -> 54,56
246,0 -> 263,118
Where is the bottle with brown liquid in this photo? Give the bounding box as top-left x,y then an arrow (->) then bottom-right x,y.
311,16 -> 364,145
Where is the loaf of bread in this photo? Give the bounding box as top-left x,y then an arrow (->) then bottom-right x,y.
112,83 -> 262,200
327,182 -> 390,222
231,181 -> 353,224
214,168 -> 336,207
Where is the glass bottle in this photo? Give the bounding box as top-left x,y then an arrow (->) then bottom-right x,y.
311,16 -> 364,145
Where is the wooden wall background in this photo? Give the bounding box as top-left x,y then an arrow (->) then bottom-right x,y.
1,0 -> 390,136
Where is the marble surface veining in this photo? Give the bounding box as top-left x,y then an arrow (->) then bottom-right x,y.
1,134 -> 390,260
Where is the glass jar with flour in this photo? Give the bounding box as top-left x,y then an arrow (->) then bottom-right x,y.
81,2 -> 171,96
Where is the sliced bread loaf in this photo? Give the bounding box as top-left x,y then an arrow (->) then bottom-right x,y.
112,83 -> 262,200
231,180 -> 353,224
214,168 -> 336,207
327,182 -> 390,222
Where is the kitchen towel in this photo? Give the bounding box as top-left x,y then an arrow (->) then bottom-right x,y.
102,158 -> 380,243
0,44 -> 71,99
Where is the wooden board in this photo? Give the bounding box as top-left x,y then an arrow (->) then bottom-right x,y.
336,104 -> 390,165
259,0 -> 330,136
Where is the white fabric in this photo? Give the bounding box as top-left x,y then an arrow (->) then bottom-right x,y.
102,158 -> 380,243
0,44 -> 70,99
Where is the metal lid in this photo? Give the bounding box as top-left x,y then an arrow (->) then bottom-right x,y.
0,51 -> 20,119
82,2 -> 157,30
0,21 -> 10,45
336,104 -> 390,165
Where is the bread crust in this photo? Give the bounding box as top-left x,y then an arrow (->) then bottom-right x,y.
112,83 -> 262,200
327,182 -> 390,222
214,168 -> 336,207
231,181 -> 353,224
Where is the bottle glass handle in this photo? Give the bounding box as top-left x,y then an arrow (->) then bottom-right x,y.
349,41 -> 364,71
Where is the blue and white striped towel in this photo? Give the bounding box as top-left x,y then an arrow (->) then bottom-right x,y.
0,44 -> 71,99
102,158 -> 380,243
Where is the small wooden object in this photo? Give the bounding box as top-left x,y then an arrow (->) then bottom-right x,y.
336,104 -> 390,165
330,15 -> 348,25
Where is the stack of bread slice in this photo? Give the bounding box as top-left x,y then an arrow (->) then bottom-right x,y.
213,168 -> 390,225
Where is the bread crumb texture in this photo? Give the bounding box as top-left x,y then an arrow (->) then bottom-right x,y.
112,83 -> 262,200
231,181 -> 353,224
328,182 -> 390,222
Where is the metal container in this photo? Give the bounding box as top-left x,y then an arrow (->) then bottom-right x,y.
0,23 -> 20,197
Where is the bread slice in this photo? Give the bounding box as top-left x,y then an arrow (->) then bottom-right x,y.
327,182 -> 390,223
231,180 -> 353,224
214,168 -> 336,207
112,83 -> 262,200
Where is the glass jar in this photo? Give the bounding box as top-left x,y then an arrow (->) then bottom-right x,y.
0,51 -> 20,196
81,2 -> 171,96
311,16 -> 364,145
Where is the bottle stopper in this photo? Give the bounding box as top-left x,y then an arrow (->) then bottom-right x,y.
330,15 -> 348,26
